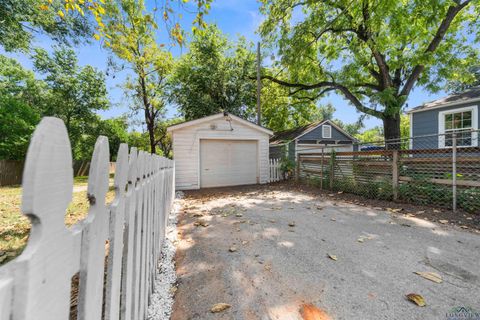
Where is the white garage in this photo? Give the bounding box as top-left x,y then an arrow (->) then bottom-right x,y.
167,112 -> 273,190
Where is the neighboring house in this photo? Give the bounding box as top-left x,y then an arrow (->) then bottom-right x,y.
269,120 -> 357,161
407,87 -> 480,149
167,112 -> 273,190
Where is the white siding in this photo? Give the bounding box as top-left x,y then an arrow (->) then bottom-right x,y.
171,117 -> 270,190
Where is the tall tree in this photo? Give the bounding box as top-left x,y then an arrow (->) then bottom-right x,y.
103,0 -> 188,154
259,0 -> 479,145
33,46 -> 109,152
171,25 -> 257,121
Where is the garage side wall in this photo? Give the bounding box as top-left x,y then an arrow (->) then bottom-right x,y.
172,118 -> 270,190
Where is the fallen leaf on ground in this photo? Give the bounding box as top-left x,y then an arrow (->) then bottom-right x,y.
414,271 -> 442,283
433,209 -> 441,213
269,219 -> 276,223
229,246 -> 237,252
357,238 -> 364,243
242,240 -> 248,245
337,191 -> 344,194
461,225 -> 469,229
211,303 -> 231,313
327,254 -> 337,261
330,218 -> 336,221
406,293 -> 426,307
194,221 -> 209,227
300,304 -> 332,320
439,219 -> 448,224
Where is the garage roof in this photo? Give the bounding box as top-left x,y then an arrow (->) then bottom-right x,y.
167,112 -> 273,135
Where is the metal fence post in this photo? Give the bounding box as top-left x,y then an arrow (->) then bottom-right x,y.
320,148 -> 324,190
392,150 -> 399,201
452,132 -> 457,212
296,155 -> 300,182
329,151 -> 335,190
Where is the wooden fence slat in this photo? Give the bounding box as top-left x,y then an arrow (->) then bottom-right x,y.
16,117 -> 79,320
0,278 -> 13,320
105,143 -> 129,320
78,136 -> 110,320
120,147 -> 138,320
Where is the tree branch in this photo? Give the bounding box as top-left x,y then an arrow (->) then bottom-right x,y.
400,0 -> 472,97
262,75 -> 383,118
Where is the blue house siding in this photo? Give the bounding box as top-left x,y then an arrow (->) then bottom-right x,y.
299,124 -> 352,142
411,102 -> 480,149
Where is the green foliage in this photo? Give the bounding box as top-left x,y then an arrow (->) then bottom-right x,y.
171,25 -> 257,121
279,156 -> 295,178
75,116 -> 130,160
0,54 -> 44,160
260,74 -> 328,132
398,182 -> 453,208
0,97 -> 40,159
33,46 -> 109,154
259,0 -> 479,139
458,188 -> 480,214
355,115 -> 410,143
0,0 -> 92,52
446,65 -> 480,93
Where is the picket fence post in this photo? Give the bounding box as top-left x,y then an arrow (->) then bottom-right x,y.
0,117 -> 175,320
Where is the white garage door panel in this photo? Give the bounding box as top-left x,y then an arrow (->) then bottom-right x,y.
200,140 -> 258,188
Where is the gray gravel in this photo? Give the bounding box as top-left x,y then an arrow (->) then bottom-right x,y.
147,192 -> 183,320
172,186 -> 480,320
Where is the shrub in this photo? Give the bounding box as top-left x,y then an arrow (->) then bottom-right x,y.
458,188 -> 480,214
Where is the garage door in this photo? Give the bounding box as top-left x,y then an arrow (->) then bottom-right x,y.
200,139 -> 258,188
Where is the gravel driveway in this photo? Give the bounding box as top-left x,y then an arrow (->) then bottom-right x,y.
172,184 -> 480,320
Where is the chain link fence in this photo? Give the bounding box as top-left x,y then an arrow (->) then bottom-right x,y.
297,129 -> 480,213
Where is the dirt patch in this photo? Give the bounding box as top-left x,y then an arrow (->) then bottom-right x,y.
171,183 -> 480,320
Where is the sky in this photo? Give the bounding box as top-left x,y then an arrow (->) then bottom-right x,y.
4,0 -> 452,131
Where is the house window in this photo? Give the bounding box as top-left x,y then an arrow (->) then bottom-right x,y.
322,125 -> 332,139
439,106 -> 478,148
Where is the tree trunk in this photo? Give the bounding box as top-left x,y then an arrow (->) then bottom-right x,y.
382,115 -> 401,149
146,113 -> 156,154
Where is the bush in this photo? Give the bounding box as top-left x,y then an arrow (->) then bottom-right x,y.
398,182 -> 452,208
279,157 -> 295,179
458,188 -> 480,214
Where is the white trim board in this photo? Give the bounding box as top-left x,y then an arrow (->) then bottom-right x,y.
407,97 -> 480,114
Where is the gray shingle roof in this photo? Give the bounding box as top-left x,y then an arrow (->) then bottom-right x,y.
410,86 -> 480,112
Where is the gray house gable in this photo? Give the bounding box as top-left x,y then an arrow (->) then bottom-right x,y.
408,89 -> 480,149
269,120 -> 356,160
297,121 -> 355,144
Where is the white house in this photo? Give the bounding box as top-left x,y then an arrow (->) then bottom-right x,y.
167,112 -> 273,190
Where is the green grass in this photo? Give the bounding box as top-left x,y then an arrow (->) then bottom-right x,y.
0,176 -> 115,265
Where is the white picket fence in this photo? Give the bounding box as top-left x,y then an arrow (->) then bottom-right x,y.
269,158 -> 283,182
0,117 -> 175,320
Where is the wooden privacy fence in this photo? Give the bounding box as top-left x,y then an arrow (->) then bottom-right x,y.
269,158 -> 283,182
298,146 -> 480,212
0,160 -> 24,186
0,160 -> 116,186
0,117 -> 175,320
